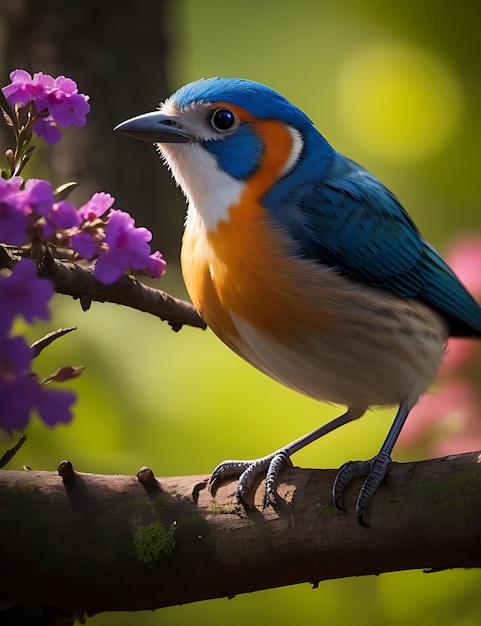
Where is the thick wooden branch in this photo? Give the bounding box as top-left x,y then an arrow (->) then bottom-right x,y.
0,452 -> 480,620
38,252 -> 206,331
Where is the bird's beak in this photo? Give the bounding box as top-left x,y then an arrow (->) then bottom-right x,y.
114,111 -> 192,143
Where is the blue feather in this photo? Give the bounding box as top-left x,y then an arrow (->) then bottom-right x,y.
172,78 -> 312,127
266,152 -> 481,336
204,124 -> 262,179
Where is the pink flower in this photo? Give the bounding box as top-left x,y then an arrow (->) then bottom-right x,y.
19,178 -> 55,216
147,250 -> 168,278
70,231 -> 98,259
32,116 -> 63,144
1,70 -> 48,108
445,235 -> 481,297
94,210 -> 166,284
439,236 -> 481,375
398,235 -> 481,456
41,200 -> 81,239
78,192 -> 115,221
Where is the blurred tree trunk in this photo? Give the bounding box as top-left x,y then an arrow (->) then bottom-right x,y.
0,0 -> 185,260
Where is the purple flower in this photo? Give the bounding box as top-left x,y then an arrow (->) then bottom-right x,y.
0,335 -> 76,430
30,73 -> 56,111
48,200 -> 81,230
0,259 -> 53,334
0,202 -> 28,246
42,200 -> 81,238
32,116 -> 63,144
19,178 -> 55,216
35,385 -> 76,426
70,231 -> 98,259
0,176 -> 28,246
48,79 -> 90,128
2,69 -> 90,144
1,70 -> 48,108
78,192 -> 115,221
94,210 -> 163,284
146,250 -> 167,278
3,176 -> 23,193
0,335 -> 32,373
0,336 -> 35,430
41,74 -> 90,129
0,371 -> 36,430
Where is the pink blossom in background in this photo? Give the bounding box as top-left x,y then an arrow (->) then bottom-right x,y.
445,234 -> 481,296
438,234 -> 481,374
400,380 -> 481,455
398,235 -> 481,456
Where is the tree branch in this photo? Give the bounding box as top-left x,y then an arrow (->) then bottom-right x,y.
0,244 -> 206,332
39,252 -> 206,332
0,452 -> 480,620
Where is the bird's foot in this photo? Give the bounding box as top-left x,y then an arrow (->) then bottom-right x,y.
332,451 -> 392,526
209,450 -> 293,509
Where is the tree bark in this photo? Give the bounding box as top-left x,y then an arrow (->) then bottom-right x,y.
0,452 -> 480,620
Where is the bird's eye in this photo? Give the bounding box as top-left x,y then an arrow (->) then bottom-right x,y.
211,109 -> 236,132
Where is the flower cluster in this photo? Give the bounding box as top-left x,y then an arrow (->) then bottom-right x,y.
0,179 -> 166,284
2,69 -> 90,144
69,192 -> 166,284
0,68 -> 168,432
0,259 -> 76,430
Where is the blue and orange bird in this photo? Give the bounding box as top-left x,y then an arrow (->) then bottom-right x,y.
115,78 -> 481,523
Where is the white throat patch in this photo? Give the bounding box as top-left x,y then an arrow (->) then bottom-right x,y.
158,142 -> 245,232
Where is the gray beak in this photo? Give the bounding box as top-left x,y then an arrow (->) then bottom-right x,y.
114,111 -> 192,143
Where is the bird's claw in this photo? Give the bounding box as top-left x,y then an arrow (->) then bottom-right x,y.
263,450 -> 292,508
209,459 -> 253,498
332,451 -> 392,525
209,450 -> 293,509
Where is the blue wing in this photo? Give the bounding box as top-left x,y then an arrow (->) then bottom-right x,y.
269,153 -> 481,337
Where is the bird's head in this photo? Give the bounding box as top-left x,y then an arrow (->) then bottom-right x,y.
115,78 -> 334,230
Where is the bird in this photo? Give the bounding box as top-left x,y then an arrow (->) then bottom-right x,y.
115,77 -> 481,524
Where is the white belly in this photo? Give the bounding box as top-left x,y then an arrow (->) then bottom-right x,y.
228,289 -> 448,413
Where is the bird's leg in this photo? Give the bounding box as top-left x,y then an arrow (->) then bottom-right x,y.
210,408 -> 363,508
332,400 -> 410,525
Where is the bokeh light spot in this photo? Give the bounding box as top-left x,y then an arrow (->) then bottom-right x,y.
336,42 -> 464,162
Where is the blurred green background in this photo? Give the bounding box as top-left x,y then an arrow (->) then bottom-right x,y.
4,0 -> 481,624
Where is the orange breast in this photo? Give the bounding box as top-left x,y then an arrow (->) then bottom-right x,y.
182,212 -> 343,371
181,119 -> 337,351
